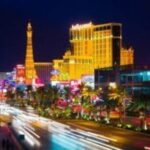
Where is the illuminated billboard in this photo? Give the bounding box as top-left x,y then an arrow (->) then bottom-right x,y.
81,75 -> 94,88
16,64 -> 25,83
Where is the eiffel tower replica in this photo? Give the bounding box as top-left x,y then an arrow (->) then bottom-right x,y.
25,22 -> 37,85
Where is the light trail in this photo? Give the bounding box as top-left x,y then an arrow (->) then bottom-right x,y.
49,121 -> 121,150
0,103 -> 122,150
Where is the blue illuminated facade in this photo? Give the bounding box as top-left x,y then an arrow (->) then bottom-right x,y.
95,65 -> 150,95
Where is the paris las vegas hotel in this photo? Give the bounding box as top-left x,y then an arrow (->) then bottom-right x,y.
24,21 -> 133,84
51,22 -> 133,82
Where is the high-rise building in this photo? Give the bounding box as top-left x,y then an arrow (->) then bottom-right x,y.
70,22 -> 121,68
121,47 -> 134,66
52,22 -> 134,81
25,22 -> 37,85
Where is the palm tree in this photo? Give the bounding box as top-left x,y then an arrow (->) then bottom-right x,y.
63,86 -> 71,100
82,96 -> 92,114
50,86 -> 61,104
35,85 -> 61,110
6,90 -> 15,101
14,86 -> 26,107
102,91 -> 118,123
128,94 -> 150,130
29,90 -> 36,105
35,86 -> 45,107
6,88 -> 15,105
108,86 -> 129,123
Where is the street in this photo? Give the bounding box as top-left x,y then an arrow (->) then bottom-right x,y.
59,119 -> 150,150
0,103 -> 150,150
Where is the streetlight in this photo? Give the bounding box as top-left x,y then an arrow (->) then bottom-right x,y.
109,82 -> 117,90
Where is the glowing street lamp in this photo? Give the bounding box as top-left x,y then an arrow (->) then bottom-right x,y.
109,82 -> 117,90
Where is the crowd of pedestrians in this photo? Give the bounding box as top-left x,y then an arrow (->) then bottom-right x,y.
0,125 -> 14,150
1,138 -> 14,150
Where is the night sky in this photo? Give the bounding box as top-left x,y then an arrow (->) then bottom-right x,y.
0,0 -> 150,71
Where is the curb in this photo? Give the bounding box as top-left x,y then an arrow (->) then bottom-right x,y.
58,119 -> 150,137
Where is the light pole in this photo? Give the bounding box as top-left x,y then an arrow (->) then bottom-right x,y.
0,102 -> 2,127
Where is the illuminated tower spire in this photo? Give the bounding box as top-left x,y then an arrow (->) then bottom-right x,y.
25,22 -> 37,84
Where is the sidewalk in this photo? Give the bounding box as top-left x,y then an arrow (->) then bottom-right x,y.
0,125 -> 23,150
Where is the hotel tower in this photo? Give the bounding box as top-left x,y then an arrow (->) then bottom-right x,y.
52,22 -> 134,81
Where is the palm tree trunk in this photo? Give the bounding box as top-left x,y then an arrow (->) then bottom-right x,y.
99,106 -> 102,121
106,107 -> 110,124
119,106 -> 123,123
139,110 -> 147,130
